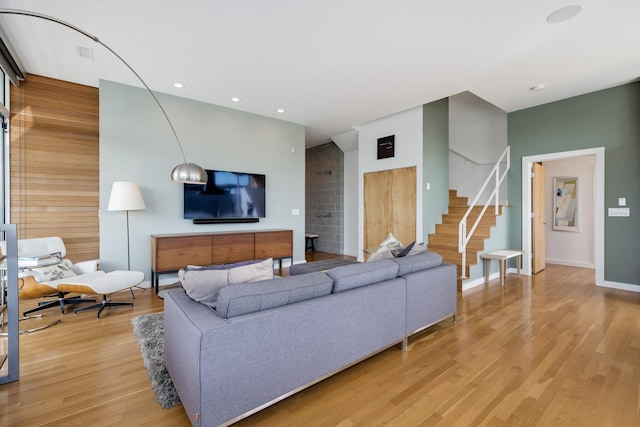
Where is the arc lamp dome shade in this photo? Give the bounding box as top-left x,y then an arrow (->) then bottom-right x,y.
171,163 -> 208,184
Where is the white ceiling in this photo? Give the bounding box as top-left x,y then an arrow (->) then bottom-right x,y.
0,1 -> 638,148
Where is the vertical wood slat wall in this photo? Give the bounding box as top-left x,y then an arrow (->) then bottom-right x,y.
9,74 -> 99,262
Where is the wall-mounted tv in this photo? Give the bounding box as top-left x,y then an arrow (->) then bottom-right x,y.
184,169 -> 266,221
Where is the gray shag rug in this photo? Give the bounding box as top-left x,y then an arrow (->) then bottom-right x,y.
132,312 -> 181,409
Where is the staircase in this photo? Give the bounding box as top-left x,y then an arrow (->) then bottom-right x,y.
428,189 -> 503,280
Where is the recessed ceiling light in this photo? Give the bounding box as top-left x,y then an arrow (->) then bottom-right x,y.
173,82 -> 184,88
231,97 -> 241,102
276,108 -> 285,114
530,84 -> 545,92
546,5 -> 583,24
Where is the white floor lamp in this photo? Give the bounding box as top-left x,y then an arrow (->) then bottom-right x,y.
107,181 -> 146,270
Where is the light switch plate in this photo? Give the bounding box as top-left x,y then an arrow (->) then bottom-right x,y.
291,208 -> 300,216
608,208 -> 630,217
618,197 -> 626,206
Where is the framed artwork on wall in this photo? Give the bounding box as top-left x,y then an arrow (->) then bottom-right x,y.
553,176 -> 579,232
377,135 -> 395,159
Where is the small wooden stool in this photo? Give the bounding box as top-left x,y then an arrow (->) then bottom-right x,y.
305,233 -> 319,251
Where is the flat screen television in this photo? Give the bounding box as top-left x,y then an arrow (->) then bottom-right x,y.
184,169 -> 266,220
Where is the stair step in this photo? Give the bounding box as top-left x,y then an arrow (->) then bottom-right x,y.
432,245 -> 479,260
428,234 -> 484,250
429,189 -> 502,281
435,223 -> 491,238
448,196 -> 469,207
449,205 -> 504,216
441,213 -> 497,227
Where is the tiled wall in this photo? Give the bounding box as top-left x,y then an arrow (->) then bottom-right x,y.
305,143 -> 344,254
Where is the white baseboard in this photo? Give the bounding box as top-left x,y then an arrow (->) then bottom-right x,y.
463,268 -> 639,294
461,269 -> 531,291
597,280 -> 640,293
546,259 -> 594,269
461,272 -> 501,291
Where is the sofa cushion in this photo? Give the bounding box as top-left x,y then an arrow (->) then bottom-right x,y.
289,258 -> 357,275
215,271 -> 333,318
328,259 -> 399,293
179,258 -> 274,307
391,250 -> 442,276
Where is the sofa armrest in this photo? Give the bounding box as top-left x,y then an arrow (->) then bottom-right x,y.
72,259 -> 100,274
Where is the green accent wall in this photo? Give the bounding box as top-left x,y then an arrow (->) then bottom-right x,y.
508,82 -> 640,285
423,98 -> 450,242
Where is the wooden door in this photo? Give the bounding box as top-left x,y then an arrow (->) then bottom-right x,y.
532,162 -> 546,273
363,167 -> 416,257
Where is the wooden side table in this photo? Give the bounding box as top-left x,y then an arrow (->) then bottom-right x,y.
480,249 -> 525,286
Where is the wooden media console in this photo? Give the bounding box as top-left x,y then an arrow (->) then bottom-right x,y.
150,229 -> 293,294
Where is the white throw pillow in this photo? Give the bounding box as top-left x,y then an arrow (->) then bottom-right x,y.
380,233 -> 403,255
179,258 -> 274,307
228,258 -> 274,284
367,245 -> 395,262
178,269 -> 229,307
367,233 -> 404,262
22,260 -> 76,282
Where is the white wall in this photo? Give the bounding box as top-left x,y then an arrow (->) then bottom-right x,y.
99,80 -> 306,284
356,106 -> 423,261
448,91 -> 508,202
343,150 -> 359,257
544,156 -> 595,268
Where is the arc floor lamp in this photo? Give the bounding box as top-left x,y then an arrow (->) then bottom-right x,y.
107,181 -> 146,271
0,8 -> 207,184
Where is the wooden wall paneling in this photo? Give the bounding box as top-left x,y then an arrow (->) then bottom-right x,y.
363,167 -> 416,258
9,74 -> 99,263
364,170 -> 390,253
389,166 -> 417,248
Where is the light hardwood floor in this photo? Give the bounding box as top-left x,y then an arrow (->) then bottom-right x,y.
1,262 -> 639,426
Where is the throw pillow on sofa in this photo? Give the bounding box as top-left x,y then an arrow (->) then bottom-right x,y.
367,233 -> 404,262
407,242 -> 428,256
396,241 -> 428,257
179,258 -> 274,307
396,241 -> 416,257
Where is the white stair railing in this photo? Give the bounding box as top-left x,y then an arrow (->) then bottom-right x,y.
458,146 -> 510,278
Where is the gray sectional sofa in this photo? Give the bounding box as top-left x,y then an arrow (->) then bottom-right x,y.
163,251 -> 457,427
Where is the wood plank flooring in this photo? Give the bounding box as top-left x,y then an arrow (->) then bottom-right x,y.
1,261 -> 639,426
